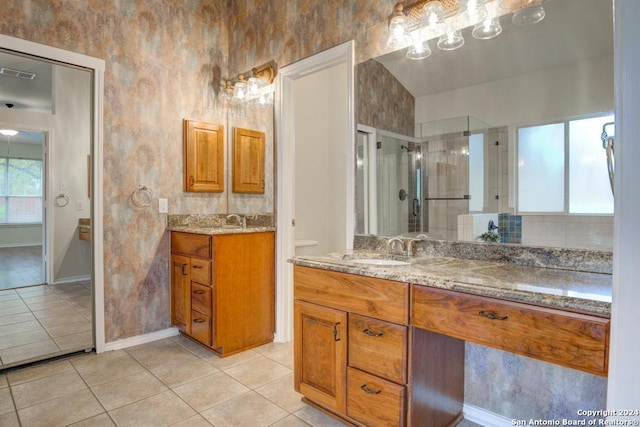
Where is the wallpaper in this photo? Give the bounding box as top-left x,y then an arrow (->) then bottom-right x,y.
2,0 -> 607,421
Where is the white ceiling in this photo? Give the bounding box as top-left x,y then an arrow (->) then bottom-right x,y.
375,0 -> 613,98
0,51 -> 53,145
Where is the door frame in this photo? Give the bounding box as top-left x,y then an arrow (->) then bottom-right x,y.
0,34 -> 106,353
275,41 -> 355,342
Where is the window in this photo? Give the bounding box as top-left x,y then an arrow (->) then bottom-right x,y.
0,157 -> 43,224
517,113 -> 614,214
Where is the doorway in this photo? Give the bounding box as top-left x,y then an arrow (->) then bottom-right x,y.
0,34 -> 106,369
275,41 -> 355,342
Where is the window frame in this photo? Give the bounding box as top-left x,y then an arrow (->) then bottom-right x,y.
515,111 -> 615,216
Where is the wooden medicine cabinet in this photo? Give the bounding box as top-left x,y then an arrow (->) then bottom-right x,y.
183,119 -> 224,192
232,127 -> 265,194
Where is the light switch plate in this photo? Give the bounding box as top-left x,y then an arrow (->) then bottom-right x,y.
158,198 -> 168,213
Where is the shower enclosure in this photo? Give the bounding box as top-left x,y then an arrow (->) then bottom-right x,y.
356,116 -> 496,239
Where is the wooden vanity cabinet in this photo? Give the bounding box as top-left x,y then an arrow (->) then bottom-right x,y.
294,266 -> 414,427
411,285 -> 610,376
170,231 -> 275,356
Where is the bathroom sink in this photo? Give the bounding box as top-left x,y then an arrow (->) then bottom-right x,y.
351,258 -> 410,266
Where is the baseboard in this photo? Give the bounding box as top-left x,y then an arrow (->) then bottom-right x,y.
103,327 -> 180,352
0,242 -> 42,248
464,403 -> 512,427
52,275 -> 91,285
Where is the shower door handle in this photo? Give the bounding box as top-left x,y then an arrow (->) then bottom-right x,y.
412,198 -> 420,217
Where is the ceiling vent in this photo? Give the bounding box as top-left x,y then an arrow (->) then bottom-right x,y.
0,67 -> 36,80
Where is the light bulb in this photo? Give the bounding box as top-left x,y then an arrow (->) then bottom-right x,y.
387,14 -> 411,50
247,77 -> 262,98
422,1 -> 445,36
457,0 -> 488,26
472,17 -> 503,39
407,39 -> 432,60
437,30 -> 465,51
232,81 -> 247,102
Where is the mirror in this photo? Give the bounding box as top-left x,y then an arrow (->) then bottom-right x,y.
0,49 -> 94,369
355,0 -> 614,250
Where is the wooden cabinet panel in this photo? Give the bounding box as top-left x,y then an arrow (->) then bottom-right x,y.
232,127 -> 265,194
190,259 -> 211,286
212,232 -> 275,355
191,282 -> 211,316
349,314 -> 407,384
295,300 -> 347,414
412,285 -> 610,376
171,232 -> 211,259
183,119 -> 224,193
294,266 -> 409,324
171,254 -> 191,334
191,310 -> 211,346
347,367 -> 406,427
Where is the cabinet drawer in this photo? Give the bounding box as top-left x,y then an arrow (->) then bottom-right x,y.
191,310 -> 212,346
191,259 -> 211,285
349,314 -> 407,384
191,283 -> 211,316
347,367 -> 406,427
294,266 -> 409,324
411,286 -> 610,376
171,232 -> 211,259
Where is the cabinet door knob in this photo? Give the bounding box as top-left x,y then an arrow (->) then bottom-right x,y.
479,310 -> 508,321
363,328 -> 384,337
360,384 -> 382,395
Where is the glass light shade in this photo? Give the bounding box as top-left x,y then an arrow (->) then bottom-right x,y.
512,5 -> 545,25
247,77 -> 262,97
472,17 -> 503,39
232,81 -> 247,101
387,15 -> 411,50
0,129 -> 18,136
437,30 -> 465,51
422,1 -> 445,35
407,39 -> 432,60
457,0 -> 488,26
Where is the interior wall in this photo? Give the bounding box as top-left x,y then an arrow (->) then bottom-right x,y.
293,63 -> 348,254
51,65 -> 91,282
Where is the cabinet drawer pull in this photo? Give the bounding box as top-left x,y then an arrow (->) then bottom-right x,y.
360,384 -> 381,395
193,290 -> 204,295
479,310 -> 508,321
189,175 -> 195,187
192,265 -> 203,269
181,264 -> 188,276
363,328 -> 384,337
193,318 -> 206,324
333,322 -> 341,342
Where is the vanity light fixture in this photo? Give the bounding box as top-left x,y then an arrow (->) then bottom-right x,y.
0,129 -> 18,136
225,64 -> 277,106
387,0 -> 546,60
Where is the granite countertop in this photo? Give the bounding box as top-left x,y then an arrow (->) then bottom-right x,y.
289,250 -> 612,317
168,225 -> 275,235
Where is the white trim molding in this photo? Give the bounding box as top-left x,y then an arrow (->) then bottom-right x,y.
104,328 -> 180,352
464,404 -> 513,427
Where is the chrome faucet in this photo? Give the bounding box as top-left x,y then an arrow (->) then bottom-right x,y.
386,237 -> 405,255
226,214 -> 246,229
406,234 -> 429,256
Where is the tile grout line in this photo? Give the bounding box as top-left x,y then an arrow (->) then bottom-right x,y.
69,354 -> 119,426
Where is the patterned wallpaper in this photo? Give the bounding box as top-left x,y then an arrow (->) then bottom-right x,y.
356,58 -> 415,137
2,0 -> 606,420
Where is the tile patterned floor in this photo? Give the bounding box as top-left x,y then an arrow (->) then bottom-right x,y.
0,246 -> 43,290
0,336 -> 349,427
0,282 -> 93,369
